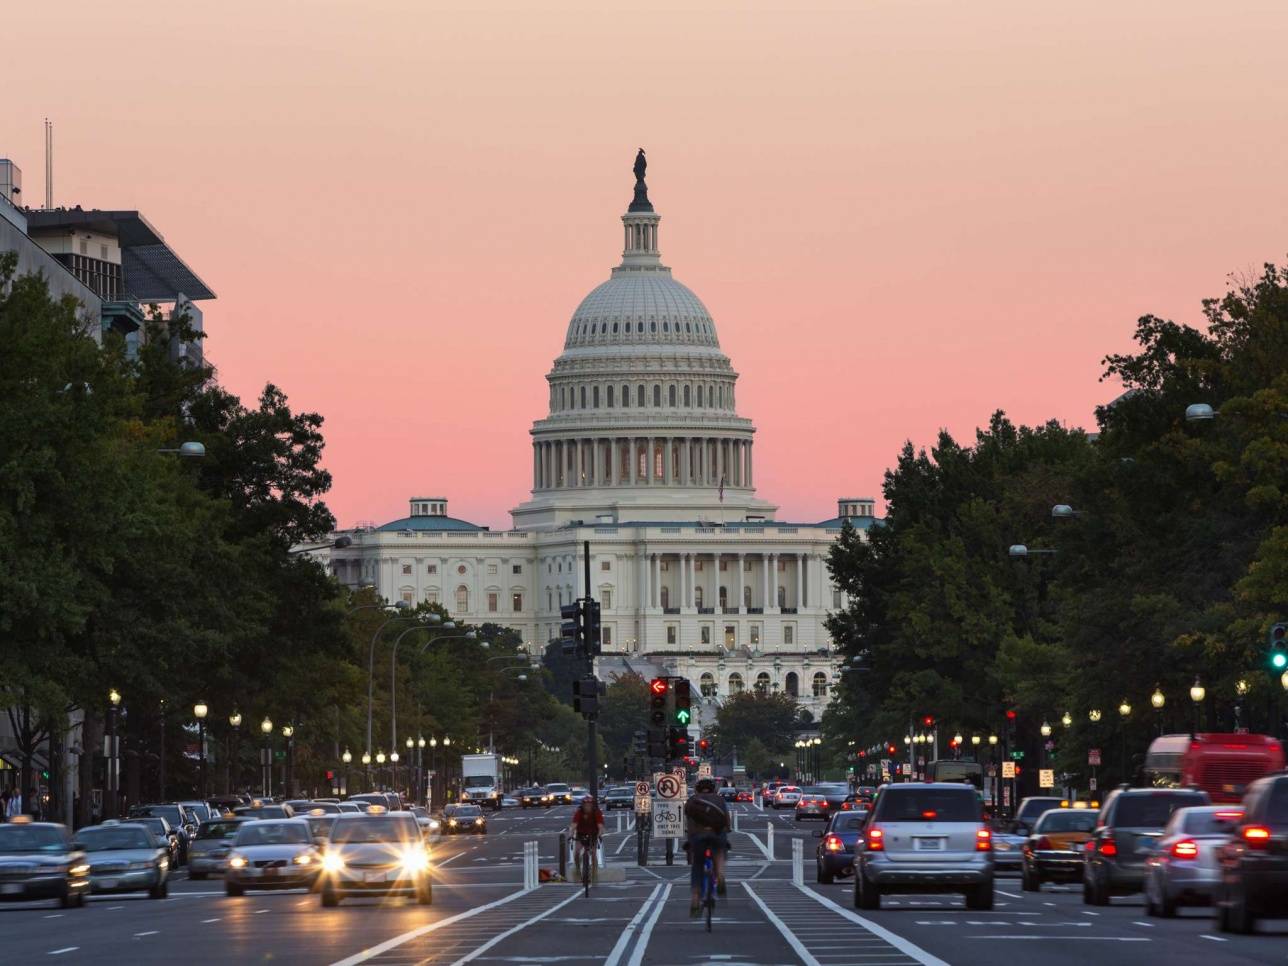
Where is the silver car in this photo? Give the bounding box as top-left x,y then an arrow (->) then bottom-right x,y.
318,811 -> 432,906
79,822 -> 170,898
854,783 -> 994,910
187,818 -> 249,879
1145,805 -> 1242,917
224,819 -> 320,896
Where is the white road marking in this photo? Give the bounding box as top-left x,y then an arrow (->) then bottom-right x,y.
328,888 -> 536,966
255,908 -> 270,914
48,948 -> 78,956
743,885 -> 823,966
1081,910 -> 1100,916
995,890 -> 1023,899
792,885 -> 952,966
134,930 -> 159,937
42,914 -> 63,919
966,936 -> 1150,941
437,851 -> 466,867
1133,921 -> 1154,927
449,889 -> 582,965
624,883 -> 670,966
1200,935 -> 1228,942
202,918 -> 221,923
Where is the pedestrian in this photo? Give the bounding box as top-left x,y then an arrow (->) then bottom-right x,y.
5,788 -> 22,820
0,788 -> 10,821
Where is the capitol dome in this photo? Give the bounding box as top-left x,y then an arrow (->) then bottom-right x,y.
512,152 -> 775,530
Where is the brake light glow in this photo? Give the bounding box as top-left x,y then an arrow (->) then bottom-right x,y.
824,834 -> 844,852
1035,835 -> 1052,851
1170,839 -> 1199,859
865,826 -> 885,851
976,827 -> 992,852
1215,810 -> 1244,820
922,810 -> 938,820
1243,825 -> 1271,848
1099,835 -> 1118,857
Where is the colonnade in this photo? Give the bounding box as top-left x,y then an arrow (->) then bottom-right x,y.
533,436 -> 753,490
635,550 -> 809,612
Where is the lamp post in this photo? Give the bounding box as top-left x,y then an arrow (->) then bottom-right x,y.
1118,700 -> 1131,783
376,751 -> 387,790
987,734 -> 999,814
194,701 -> 209,799
260,717 -> 273,797
227,712 -> 241,795
365,601 -> 415,779
1235,679 -> 1249,732
105,688 -> 122,819
405,737 -> 415,802
1061,711 -> 1072,729
390,750 -> 401,802
361,751 -> 371,792
341,748 -> 352,796
1190,678 -> 1206,737
1039,720 -> 1052,773
281,725 -> 295,797
1150,687 -> 1165,736
417,736 -> 426,805
428,737 -> 438,808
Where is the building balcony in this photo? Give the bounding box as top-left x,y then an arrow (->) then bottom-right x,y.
697,607 -> 715,614
747,607 -> 763,614
663,607 -> 680,615
780,607 -> 798,614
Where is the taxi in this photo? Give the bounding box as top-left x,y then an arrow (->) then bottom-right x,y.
1022,808 -> 1098,889
319,807 -> 431,906
0,817 -> 90,908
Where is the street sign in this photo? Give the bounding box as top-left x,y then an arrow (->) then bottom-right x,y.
652,799 -> 683,838
634,781 -> 650,797
1088,748 -> 1101,766
1039,768 -> 1055,789
900,763 -> 911,775
1002,761 -> 1016,779
656,774 -> 684,800
697,762 -> 712,778
672,766 -> 686,781
1089,777 -> 1098,791
635,792 -> 652,813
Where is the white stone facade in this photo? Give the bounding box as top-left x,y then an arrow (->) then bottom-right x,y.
322,169 -> 877,722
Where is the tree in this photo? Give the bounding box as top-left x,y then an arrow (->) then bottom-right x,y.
707,691 -> 800,762
596,671 -> 650,778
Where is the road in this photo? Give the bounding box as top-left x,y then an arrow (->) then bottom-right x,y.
3,803 -> 1287,964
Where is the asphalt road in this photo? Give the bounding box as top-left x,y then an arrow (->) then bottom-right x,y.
3,802 -> 1287,964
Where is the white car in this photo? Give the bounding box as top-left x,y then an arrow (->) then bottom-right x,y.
774,786 -> 803,809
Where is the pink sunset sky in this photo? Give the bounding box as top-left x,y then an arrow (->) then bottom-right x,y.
5,1 -> 1288,530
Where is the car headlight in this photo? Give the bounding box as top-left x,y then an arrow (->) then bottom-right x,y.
428,820 -> 441,830
293,853 -> 314,865
69,863 -> 90,877
474,818 -> 484,825
400,850 -> 429,873
228,854 -> 247,869
322,852 -> 345,873
449,819 -> 458,826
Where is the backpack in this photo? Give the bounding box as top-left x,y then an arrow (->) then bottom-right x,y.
684,794 -> 729,832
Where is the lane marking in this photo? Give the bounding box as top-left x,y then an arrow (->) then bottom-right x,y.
966,936 -> 1150,941
1133,921 -> 1154,927
742,885 -> 822,966
450,889 -> 582,965
328,888 -> 538,966
1200,935 -> 1228,943
134,930 -> 159,937
48,948 -> 78,956
791,885 -> 951,966
602,884 -> 663,966
202,918 -> 221,923
437,851 -> 466,867
1081,910 -> 1100,916
254,908 -> 270,915
625,882 -> 670,966
42,914 -> 64,919
996,890 -> 1022,899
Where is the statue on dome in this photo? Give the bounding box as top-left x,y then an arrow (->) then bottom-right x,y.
629,148 -> 653,212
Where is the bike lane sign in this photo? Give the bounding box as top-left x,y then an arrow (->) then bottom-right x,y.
652,773 -> 686,838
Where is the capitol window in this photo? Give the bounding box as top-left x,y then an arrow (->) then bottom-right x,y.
602,589 -> 612,609
700,673 -> 715,697
487,563 -> 497,575
697,386 -> 704,407
602,626 -> 612,647
777,586 -> 787,608
580,386 -> 586,408
487,592 -> 498,613
750,624 -> 760,646
755,672 -> 770,694
743,586 -> 752,609
668,385 -> 676,407
666,625 -> 677,645
812,672 -> 828,698
637,385 -> 645,407
512,592 -> 523,612
653,385 -> 661,407
622,384 -> 630,407
426,590 -> 439,605
700,625 -> 712,645
600,560 -> 611,571
455,586 -> 469,612
728,673 -> 744,695
513,564 -> 523,575
458,564 -> 467,575
593,386 -> 600,407
832,589 -> 842,609
784,625 -> 795,644
607,386 -> 614,407
402,564 -> 412,575
684,385 -> 691,406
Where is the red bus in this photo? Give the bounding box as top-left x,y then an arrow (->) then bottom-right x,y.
1144,733 -> 1284,803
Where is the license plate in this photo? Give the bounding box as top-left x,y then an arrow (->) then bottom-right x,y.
265,867 -> 278,876
1,883 -> 22,895
98,878 -> 118,890
914,837 -> 945,851
364,871 -> 386,883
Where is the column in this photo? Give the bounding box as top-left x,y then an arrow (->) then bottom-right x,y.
746,440 -> 753,487
642,553 -> 651,611
664,437 -> 673,485
796,553 -> 804,609
652,554 -> 660,608
629,438 -> 637,484
761,553 -> 770,610
736,553 -> 745,610
735,441 -> 743,486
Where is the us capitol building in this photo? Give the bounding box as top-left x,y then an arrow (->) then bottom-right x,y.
323,153 -> 878,724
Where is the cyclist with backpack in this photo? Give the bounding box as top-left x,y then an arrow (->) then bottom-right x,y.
683,777 -> 729,917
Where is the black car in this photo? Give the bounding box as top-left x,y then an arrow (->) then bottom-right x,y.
442,804 -> 487,835
129,804 -> 196,864
517,787 -> 548,808
1217,773 -> 1288,933
604,787 -> 634,810
1012,796 -> 1065,835
815,808 -> 867,883
1084,787 -> 1209,905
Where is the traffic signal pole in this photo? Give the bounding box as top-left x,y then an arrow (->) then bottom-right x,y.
584,540 -> 598,805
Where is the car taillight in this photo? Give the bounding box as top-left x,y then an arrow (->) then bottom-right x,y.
1035,835 -> 1052,851
865,826 -> 884,851
976,827 -> 992,852
1099,835 -> 1118,857
1170,839 -> 1199,859
1243,825 -> 1271,849
824,834 -> 844,852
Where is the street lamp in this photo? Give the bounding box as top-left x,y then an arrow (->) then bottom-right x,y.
105,688 -> 122,819
1039,721 -> 1052,737
1190,678 -> 1205,736
260,717 -> 274,797
1061,711 -> 1072,728
341,748 -> 352,796
281,725 -> 295,797
1151,688 -> 1165,709
1117,700 -> 1131,780
987,734 -> 998,746
1118,700 -> 1131,717
971,734 -> 981,747
226,712 -> 241,795
194,701 -> 209,798
1184,403 -> 1217,422
158,440 -> 206,457
1089,709 -> 1102,723
390,750 -> 401,798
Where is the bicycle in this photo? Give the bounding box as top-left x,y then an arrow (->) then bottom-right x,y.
576,834 -> 598,897
699,846 -> 717,931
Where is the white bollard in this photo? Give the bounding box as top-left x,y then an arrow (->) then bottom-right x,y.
523,840 -> 537,890
791,837 -> 803,886
616,812 -> 623,834
767,821 -> 774,859
733,811 -> 740,833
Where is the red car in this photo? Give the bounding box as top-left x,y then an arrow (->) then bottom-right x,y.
735,790 -> 754,803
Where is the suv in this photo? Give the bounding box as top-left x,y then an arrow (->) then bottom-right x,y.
319,811 -> 431,906
1012,797 -> 1064,835
545,783 -> 573,805
1083,787 -> 1209,905
853,782 -> 994,910
1216,773 -> 1288,932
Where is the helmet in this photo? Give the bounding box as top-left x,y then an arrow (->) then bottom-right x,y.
581,795 -> 595,804
695,778 -> 717,793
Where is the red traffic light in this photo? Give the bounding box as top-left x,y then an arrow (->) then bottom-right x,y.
922,715 -> 934,727
887,744 -> 897,755
650,678 -> 668,696
1005,710 -> 1017,721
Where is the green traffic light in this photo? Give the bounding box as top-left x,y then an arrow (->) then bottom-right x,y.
1273,652 -> 1288,670
675,709 -> 691,725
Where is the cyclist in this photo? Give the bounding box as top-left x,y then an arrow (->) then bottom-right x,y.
569,794 -> 604,882
683,777 -> 729,917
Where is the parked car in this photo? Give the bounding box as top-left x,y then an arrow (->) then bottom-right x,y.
1083,787 -> 1210,905
1021,808 -> 1097,890
187,817 -> 249,879
1144,805 -> 1242,916
853,782 -> 994,911
815,808 -> 867,883
1216,773 -> 1288,933
79,822 -> 170,898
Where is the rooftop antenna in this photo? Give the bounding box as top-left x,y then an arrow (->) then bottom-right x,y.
44,118 -> 52,209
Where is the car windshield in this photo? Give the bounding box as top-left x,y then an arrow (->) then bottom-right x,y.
1036,810 -> 1096,833
453,806 -> 483,817
0,826 -> 66,854
1268,782 -> 1288,823
833,814 -> 867,831
877,789 -> 980,822
197,821 -> 243,840
134,805 -> 183,825
80,826 -> 153,850
1016,799 -> 1063,822
801,787 -> 829,796
135,818 -> 169,835
183,804 -> 212,821
547,784 -> 569,792
1114,793 -> 1208,828
304,816 -> 337,837
1183,810 -> 1242,836
332,818 -> 416,844
235,823 -> 309,846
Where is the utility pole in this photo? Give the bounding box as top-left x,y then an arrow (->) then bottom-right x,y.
585,541 -> 598,803
564,540 -> 603,801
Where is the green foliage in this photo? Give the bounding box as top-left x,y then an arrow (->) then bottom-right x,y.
707,691 -> 801,762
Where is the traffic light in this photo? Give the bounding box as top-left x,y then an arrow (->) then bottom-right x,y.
325,770 -> 335,781
584,600 -> 602,657
887,744 -> 897,756
698,738 -> 710,754
674,679 -> 692,726
649,677 -> 668,725
922,715 -> 934,728
667,727 -> 689,760
572,674 -> 600,716
1271,623 -> 1288,671
632,730 -> 647,756
560,600 -> 584,657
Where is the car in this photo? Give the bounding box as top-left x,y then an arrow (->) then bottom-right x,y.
795,787 -> 832,821
1144,805 -> 1241,916
517,787 -> 546,808
224,819 -> 320,896
991,826 -> 1028,873
286,799 -> 341,815
443,804 -> 488,835
129,816 -> 181,868
301,811 -> 340,846
0,818 -> 90,908
232,800 -> 295,820
855,786 -> 877,805
735,789 -> 754,803
1083,787 -> 1210,905
179,801 -> 216,824
128,804 -> 197,863
408,806 -> 441,837
319,810 -> 431,906
1216,772 -> 1288,932
337,802 -> 364,813
570,786 -> 589,800
853,782 -> 995,911
545,783 -> 573,806
815,808 -> 867,883
187,817 -> 249,879
1011,796 -> 1065,835
501,797 -> 518,808
78,822 -> 170,898
773,786 -> 802,809
346,793 -> 400,813
718,786 -> 738,803
604,787 -> 634,810
1021,808 -> 1096,890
